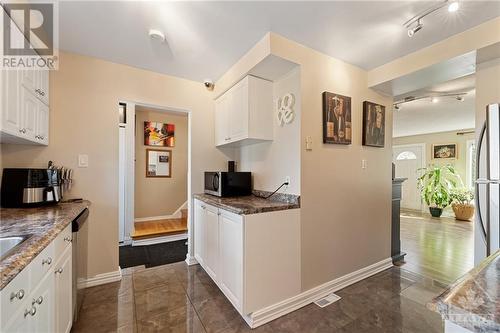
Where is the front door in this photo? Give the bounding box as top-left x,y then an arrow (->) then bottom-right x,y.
393,145 -> 425,211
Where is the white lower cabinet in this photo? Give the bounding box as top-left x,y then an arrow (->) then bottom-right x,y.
193,198 -> 301,322
1,225 -> 73,332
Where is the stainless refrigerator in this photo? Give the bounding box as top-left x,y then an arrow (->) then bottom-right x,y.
475,103 -> 500,262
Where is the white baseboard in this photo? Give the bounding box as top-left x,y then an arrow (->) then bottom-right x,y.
245,257 -> 393,328
132,232 -> 188,246
185,255 -> 198,266
135,201 -> 187,222
77,268 -> 122,289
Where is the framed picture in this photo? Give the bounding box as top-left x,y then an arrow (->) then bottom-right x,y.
322,92 -> 352,144
146,149 -> 172,177
362,101 -> 385,148
432,144 -> 457,159
144,121 -> 175,147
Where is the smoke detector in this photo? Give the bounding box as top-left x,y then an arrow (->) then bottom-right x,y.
149,29 -> 165,42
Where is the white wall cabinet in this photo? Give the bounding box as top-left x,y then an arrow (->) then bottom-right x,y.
0,16 -> 50,145
0,225 -> 73,333
193,198 -> 301,323
214,75 -> 273,147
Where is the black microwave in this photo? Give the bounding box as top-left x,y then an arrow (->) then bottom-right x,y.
204,172 -> 251,197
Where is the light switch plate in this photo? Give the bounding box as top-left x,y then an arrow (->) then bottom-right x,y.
362,159 -> 367,169
78,154 -> 89,168
306,136 -> 313,150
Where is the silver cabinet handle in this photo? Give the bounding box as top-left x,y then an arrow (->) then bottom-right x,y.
24,306 -> 36,318
32,296 -> 43,305
40,91 -> 45,96
64,236 -> 72,243
55,268 -> 63,274
201,205 -> 206,209
42,257 -> 52,265
10,289 -> 25,301
40,136 -> 44,140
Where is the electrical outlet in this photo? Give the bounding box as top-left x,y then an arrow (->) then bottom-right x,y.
78,154 -> 89,168
285,176 -> 291,186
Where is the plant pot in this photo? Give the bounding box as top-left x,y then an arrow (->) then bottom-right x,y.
452,203 -> 475,221
429,207 -> 443,218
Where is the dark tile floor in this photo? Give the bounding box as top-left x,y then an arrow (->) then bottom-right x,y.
71,263 -> 446,333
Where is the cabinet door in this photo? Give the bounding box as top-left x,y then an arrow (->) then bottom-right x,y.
21,69 -> 37,93
1,69 -> 23,136
36,103 -> 49,145
214,93 -> 229,146
2,299 -> 33,333
204,205 -> 219,279
219,211 -> 243,310
194,200 -> 205,264
30,269 -> 55,333
227,78 -> 248,142
20,86 -> 38,141
55,248 -> 72,333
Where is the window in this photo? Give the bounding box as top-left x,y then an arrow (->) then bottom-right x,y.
396,151 -> 417,160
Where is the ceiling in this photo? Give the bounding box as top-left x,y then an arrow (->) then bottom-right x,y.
58,1 -> 500,82
393,75 -> 476,138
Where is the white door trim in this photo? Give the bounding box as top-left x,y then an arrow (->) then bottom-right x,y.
118,100 -> 193,264
393,143 -> 426,211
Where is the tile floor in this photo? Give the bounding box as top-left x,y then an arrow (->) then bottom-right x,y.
71,262 -> 446,333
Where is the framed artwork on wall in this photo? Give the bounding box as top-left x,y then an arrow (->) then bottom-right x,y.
144,121 -> 175,147
146,149 -> 172,177
322,92 -> 352,145
432,143 -> 457,159
362,101 -> 385,148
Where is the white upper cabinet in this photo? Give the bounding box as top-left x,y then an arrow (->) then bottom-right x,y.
215,75 -> 273,147
0,16 -> 50,145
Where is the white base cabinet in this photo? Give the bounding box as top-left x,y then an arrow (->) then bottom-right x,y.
193,199 -> 301,318
1,225 -> 73,333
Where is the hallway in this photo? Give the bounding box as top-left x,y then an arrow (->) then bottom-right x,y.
399,210 -> 474,284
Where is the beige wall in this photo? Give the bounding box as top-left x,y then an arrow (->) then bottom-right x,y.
393,130 -> 475,187
134,109 -> 188,218
0,51 -> 228,278
238,67 -> 301,195
216,33 -> 393,291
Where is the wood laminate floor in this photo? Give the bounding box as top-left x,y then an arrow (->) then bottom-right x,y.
399,210 -> 474,284
131,218 -> 187,240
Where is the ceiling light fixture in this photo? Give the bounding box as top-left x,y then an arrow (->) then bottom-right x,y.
404,0 -> 457,38
148,29 -> 165,42
407,19 -> 423,38
448,1 -> 460,12
393,92 -> 467,108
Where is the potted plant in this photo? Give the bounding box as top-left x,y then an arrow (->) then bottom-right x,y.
450,188 -> 475,221
417,165 -> 463,218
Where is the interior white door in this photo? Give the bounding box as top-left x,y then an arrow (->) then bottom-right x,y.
393,145 -> 425,211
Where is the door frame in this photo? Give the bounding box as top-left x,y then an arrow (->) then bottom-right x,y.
118,100 -> 193,263
393,143 -> 426,212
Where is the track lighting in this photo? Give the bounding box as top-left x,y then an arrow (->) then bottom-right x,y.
393,92 -> 467,109
394,104 -> 401,111
431,97 -> 439,103
448,1 -> 459,12
407,20 -> 423,38
404,1 -> 459,38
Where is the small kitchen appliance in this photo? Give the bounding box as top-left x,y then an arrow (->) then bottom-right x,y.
1,168 -> 62,207
204,171 -> 251,197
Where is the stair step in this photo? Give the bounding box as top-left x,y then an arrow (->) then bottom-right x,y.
131,218 -> 187,240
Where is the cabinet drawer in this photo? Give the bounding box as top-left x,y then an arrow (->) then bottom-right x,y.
53,224 -> 72,263
0,265 -> 31,321
30,240 -> 55,288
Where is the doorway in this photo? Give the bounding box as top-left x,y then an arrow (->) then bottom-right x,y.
393,144 -> 425,212
118,101 -> 192,269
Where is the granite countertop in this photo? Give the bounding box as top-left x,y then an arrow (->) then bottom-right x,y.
428,250 -> 500,333
194,191 -> 300,215
0,201 -> 90,290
